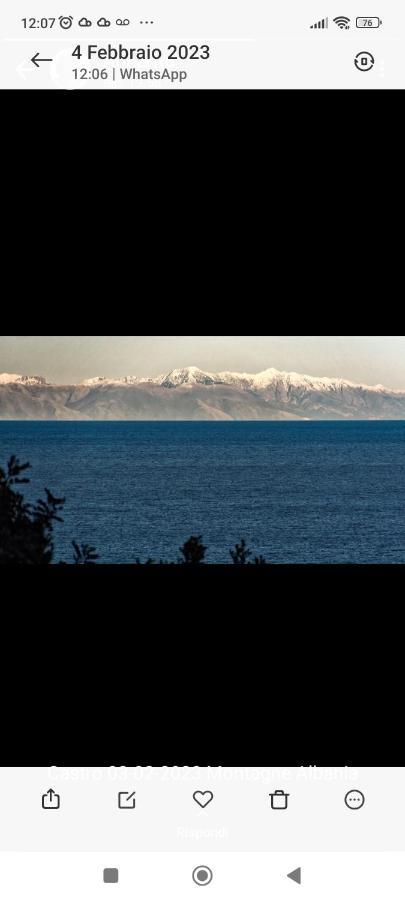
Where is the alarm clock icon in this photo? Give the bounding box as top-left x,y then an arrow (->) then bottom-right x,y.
59,15 -> 73,29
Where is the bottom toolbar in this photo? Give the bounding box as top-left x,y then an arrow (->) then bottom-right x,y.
0,852 -> 403,899
0,768 -> 403,852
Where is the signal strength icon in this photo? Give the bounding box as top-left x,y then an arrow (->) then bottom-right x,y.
334,15 -> 351,28
310,16 -> 328,28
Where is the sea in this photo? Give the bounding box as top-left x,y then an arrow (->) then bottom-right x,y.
1,420 -> 405,564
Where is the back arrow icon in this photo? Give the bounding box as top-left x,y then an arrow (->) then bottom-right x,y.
287,868 -> 302,885
31,53 -> 53,68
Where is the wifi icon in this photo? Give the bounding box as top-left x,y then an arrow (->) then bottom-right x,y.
333,15 -> 351,28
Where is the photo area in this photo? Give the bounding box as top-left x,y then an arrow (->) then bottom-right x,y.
1,335 -> 405,567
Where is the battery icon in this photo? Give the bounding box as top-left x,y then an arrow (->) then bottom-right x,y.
356,17 -> 382,27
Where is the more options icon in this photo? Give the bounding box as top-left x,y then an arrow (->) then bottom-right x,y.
345,790 -> 365,810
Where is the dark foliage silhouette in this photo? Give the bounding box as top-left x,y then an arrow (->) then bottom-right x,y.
72,542 -> 100,565
230,539 -> 267,565
0,456 -> 65,564
179,535 -> 207,565
253,555 -> 267,565
230,538 -> 252,565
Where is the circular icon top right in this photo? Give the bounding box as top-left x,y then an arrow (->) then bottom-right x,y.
354,51 -> 375,72
345,790 -> 366,810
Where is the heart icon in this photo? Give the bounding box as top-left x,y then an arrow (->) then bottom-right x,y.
193,791 -> 214,809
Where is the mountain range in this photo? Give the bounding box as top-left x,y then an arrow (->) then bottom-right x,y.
1,366 -> 405,420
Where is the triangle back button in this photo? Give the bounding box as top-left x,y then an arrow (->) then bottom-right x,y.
287,868 -> 302,885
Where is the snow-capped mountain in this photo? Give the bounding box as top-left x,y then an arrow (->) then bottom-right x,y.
1,366 -> 405,420
0,373 -> 48,386
218,367 -> 388,394
81,375 -> 162,387
160,367 -> 220,388
81,368 -> 221,388
79,366 -> 387,393
81,375 -> 142,386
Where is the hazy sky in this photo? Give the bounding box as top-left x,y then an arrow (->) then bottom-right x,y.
1,336 -> 405,388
